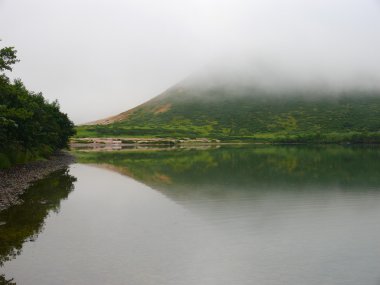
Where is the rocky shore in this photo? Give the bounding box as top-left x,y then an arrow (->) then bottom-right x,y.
0,151 -> 75,211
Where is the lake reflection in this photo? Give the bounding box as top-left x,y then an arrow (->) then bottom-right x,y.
2,146 -> 380,285
0,169 -> 76,284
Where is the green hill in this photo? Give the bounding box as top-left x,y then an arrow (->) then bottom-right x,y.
76,75 -> 380,143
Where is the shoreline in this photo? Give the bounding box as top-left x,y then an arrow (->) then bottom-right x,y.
71,136 -> 380,148
0,151 -> 75,212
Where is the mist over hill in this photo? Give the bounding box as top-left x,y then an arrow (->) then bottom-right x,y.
180,54 -> 380,93
77,60 -> 380,143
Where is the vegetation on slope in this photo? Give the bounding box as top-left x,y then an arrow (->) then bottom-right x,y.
0,43 -> 75,168
76,85 -> 380,143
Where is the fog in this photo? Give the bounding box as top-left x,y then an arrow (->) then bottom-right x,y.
183,52 -> 380,94
1,0 -> 380,123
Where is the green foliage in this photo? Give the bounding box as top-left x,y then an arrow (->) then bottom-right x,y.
0,43 -> 19,72
0,274 -> 16,285
76,86 -> 380,143
0,44 -> 75,167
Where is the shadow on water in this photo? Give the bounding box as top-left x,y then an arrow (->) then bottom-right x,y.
73,145 -> 380,200
0,168 -> 76,284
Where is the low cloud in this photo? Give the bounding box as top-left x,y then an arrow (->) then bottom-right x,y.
1,0 -> 379,122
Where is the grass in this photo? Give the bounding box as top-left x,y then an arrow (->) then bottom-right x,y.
74,90 -> 380,144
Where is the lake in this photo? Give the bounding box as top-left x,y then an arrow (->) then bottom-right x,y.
1,145 -> 380,284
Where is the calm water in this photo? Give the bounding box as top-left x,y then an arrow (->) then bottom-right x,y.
1,145 -> 380,284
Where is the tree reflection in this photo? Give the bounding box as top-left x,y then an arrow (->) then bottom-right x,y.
0,168 -> 76,283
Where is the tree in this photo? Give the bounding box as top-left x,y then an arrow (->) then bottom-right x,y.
0,42 -> 75,167
0,41 -> 19,72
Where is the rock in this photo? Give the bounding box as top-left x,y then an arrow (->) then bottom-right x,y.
0,151 -> 75,212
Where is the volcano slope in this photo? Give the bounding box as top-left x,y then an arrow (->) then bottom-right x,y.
77,78 -> 380,143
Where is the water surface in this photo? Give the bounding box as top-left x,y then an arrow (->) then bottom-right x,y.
1,145 -> 380,284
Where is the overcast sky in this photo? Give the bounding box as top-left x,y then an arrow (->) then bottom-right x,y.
1,0 -> 380,123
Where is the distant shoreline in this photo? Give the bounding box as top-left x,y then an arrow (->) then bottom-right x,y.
70,137 -> 380,149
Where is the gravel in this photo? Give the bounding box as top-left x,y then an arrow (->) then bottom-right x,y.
0,151 -> 75,211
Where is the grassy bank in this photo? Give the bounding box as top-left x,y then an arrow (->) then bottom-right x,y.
75,124 -> 380,144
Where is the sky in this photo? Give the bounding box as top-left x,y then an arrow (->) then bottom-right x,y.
1,0 -> 380,123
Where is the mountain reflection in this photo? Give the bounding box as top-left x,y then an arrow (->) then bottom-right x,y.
74,145 -> 380,199
0,169 -> 76,283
